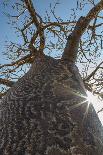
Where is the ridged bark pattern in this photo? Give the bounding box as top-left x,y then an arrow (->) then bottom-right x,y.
0,56 -> 103,155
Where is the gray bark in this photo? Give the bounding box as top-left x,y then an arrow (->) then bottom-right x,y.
0,55 -> 103,155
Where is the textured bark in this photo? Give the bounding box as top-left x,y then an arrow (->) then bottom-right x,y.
0,55 -> 103,155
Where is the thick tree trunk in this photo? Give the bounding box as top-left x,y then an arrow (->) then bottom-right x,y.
0,55 -> 103,155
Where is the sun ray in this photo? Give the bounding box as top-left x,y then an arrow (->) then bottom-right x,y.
69,99 -> 87,111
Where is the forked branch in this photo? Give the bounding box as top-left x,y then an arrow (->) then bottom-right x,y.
24,0 -> 45,52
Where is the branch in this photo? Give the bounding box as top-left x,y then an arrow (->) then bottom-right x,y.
0,78 -> 15,87
62,0 -> 103,63
83,80 -> 103,100
0,53 -> 36,70
0,92 -> 7,99
24,0 -> 45,52
28,31 -> 39,50
22,20 -> 34,31
43,21 -> 76,28
88,23 -> 103,29
24,0 -> 40,28
84,61 -> 103,81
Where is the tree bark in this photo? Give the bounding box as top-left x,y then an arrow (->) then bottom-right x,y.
0,54 -> 103,155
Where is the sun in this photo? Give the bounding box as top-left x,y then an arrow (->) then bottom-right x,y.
86,91 -> 103,125
86,90 -> 102,112
86,91 -> 98,105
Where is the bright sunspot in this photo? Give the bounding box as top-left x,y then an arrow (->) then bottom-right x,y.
86,91 -> 103,125
86,91 -> 98,105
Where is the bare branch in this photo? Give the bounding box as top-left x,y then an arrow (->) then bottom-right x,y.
24,0 -> 45,52
28,31 -> 39,50
0,53 -> 36,70
43,21 -> 76,28
62,0 -> 103,63
0,92 -> 7,99
22,20 -> 33,31
0,78 -> 15,87
62,16 -> 85,62
84,61 -> 103,81
89,23 -> 103,29
24,0 -> 40,28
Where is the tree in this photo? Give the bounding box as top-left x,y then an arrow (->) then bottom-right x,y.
0,0 -> 103,154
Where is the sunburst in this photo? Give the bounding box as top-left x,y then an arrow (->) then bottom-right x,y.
86,91 -> 103,125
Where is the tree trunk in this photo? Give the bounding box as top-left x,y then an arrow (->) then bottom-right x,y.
0,55 -> 103,155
